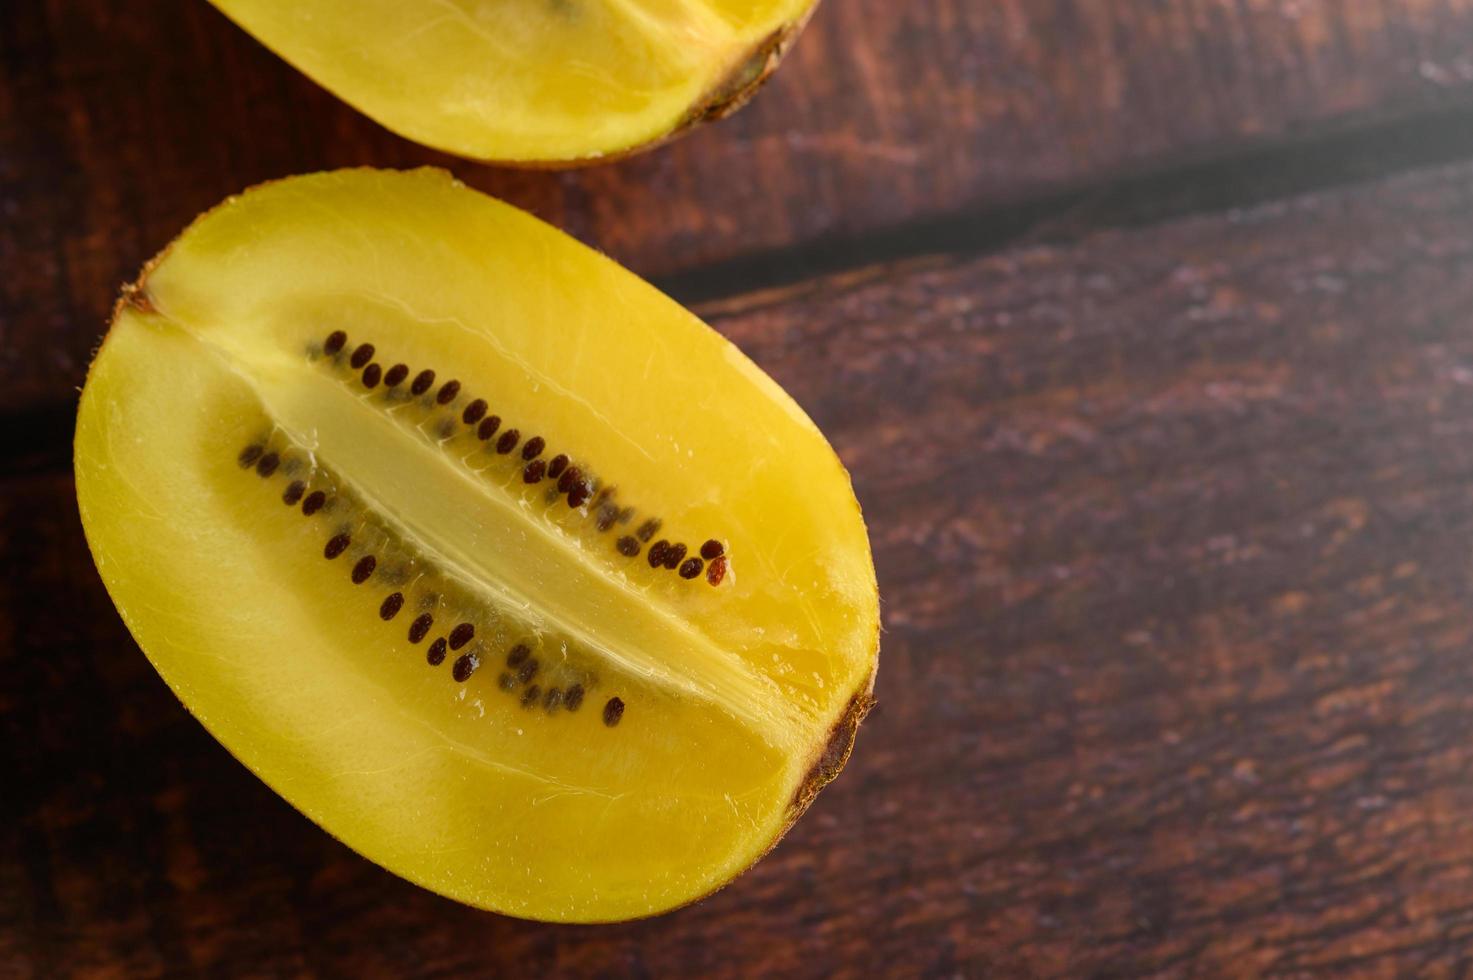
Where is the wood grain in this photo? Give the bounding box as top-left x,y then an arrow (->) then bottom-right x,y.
11,160 -> 1473,975
8,1 -> 1473,415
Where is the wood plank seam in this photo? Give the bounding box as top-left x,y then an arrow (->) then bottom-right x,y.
13,100 -> 1473,478
658,99 -> 1473,306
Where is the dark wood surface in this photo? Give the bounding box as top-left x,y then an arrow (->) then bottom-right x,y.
9,1 -> 1473,977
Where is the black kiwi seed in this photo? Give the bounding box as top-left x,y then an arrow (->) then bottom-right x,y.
497,672 -> 516,691
707,556 -> 728,586
544,688 -> 563,712
647,541 -> 670,567
324,533 -> 351,559
436,379 -> 461,405
636,518 -> 662,543
427,637 -> 447,666
408,613 -> 433,644
617,507 -> 635,525
379,592 -> 404,621
477,415 -> 501,440
282,480 -> 306,505
448,622 -> 475,650
517,658 -> 539,684
496,429 -> 520,454
351,555 -> 376,584
301,490 -> 326,515
452,652 -> 479,681
384,363 -> 408,387
362,363 -> 381,388
679,557 -> 704,579
324,330 -> 347,355
255,452 -> 280,477
437,418 -> 456,440
462,399 -> 487,425
557,466 -> 581,494
350,343 -> 375,369
616,536 -> 641,557
593,485 -> 615,507
564,684 -> 585,712
521,436 -> 545,460
521,685 -> 541,708
663,543 -> 687,570
410,369 -> 436,396
238,444 -> 264,468
523,459 -> 546,483
603,697 -> 625,727
701,539 -> 724,560
506,644 -> 530,667
567,480 -> 592,509
595,503 -> 618,532
547,454 -> 568,479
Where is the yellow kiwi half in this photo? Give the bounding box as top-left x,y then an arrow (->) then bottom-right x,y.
74,168 -> 878,921
207,0 -> 820,164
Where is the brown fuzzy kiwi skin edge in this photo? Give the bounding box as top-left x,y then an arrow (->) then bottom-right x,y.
788,668 -> 878,817
105,169 -> 426,332
671,661 -> 880,922
575,658 -> 878,925
670,9 -> 821,136
490,3 -> 821,171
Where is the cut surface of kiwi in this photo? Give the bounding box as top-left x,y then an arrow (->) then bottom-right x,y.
207,0 -> 819,164
75,168 -> 878,922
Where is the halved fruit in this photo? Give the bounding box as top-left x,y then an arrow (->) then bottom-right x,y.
207,0 -> 820,164
75,168 -> 877,922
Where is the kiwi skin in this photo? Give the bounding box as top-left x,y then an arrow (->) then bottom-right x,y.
89,169 -> 879,921
674,13 -> 820,136
791,668 -> 877,816
505,4 -> 822,170
613,663 -> 878,923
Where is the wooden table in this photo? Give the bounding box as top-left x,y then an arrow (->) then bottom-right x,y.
9,2 -> 1473,975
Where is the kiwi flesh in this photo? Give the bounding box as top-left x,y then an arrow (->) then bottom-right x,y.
74,168 -> 879,922
207,0 -> 821,164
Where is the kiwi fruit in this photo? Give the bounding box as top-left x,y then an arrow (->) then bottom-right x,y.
207,0 -> 820,164
74,168 -> 879,922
